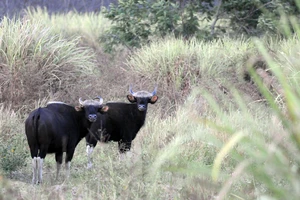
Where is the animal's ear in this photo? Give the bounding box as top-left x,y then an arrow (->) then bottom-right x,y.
149,95 -> 158,104
127,94 -> 136,103
75,106 -> 83,111
99,105 -> 109,113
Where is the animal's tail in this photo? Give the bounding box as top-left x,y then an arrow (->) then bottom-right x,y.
32,108 -> 41,148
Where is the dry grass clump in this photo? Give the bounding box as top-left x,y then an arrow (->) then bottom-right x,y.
126,37 -> 258,113
0,105 -> 23,140
0,17 -> 98,111
25,7 -> 111,51
6,8 -> 136,106
241,35 -> 300,110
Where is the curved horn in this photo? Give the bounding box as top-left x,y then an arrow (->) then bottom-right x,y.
152,86 -> 157,96
79,97 -> 84,105
129,85 -> 134,95
95,96 -> 103,105
99,98 -> 103,105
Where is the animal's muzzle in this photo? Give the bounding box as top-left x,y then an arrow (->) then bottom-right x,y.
138,105 -> 146,111
88,114 -> 97,122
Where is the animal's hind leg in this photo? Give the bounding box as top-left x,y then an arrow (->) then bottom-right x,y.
65,149 -> 75,179
36,157 -> 44,184
30,146 -> 39,184
32,157 -> 38,184
37,146 -> 48,184
55,152 -> 63,180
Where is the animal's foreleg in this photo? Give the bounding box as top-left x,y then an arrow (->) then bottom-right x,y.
65,161 -> 71,178
118,141 -> 132,153
118,141 -> 132,161
119,151 -> 134,161
65,150 -> 74,179
56,162 -> 62,180
55,152 -> 63,181
86,145 -> 94,169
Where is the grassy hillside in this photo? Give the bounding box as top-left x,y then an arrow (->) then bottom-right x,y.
1,9 -> 300,199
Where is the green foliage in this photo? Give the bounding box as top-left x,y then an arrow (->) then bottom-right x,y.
102,0 -> 201,52
101,0 -> 151,52
257,1 -> 300,36
222,0 -> 265,33
180,4 -> 200,39
102,0 -> 300,51
0,106 -> 27,175
222,0 -> 300,35
150,1 -> 180,37
0,135 -> 27,174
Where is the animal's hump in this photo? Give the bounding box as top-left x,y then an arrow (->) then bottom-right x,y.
47,101 -> 67,105
132,91 -> 153,97
80,99 -> 102,106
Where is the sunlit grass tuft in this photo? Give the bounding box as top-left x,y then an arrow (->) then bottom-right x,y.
0,16 -> 98,110
25,7 -> 111,48
127,36 -> 253,81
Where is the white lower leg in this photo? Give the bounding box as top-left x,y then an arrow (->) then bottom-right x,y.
86,145 -> 94,169
56,162 -> 62,180
125,151 -> 133,158
119,151 -> 133,161
32,157 -> 38,184
37,157 -> 43,184
119,152 -> 125,161
65,161 -> 71,178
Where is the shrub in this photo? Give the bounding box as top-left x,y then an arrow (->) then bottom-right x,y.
101,0 -> 201,52
0,135 -> 27,174
0,106 -> 27,175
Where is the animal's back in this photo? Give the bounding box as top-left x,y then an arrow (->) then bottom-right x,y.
46,102 -> 76,116
25,108 -> 41,156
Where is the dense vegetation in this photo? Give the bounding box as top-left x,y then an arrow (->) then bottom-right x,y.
1,1 -> 300,199
102,0 -> 300,51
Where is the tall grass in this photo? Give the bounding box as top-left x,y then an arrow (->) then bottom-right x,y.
2,7 -> 300,200
143,25 -> 300,200
127,37 -> 253,82
0,105 -> 23,139
126,36 -> 257,108
0,16 -> 98,110
25,7 -> 111,49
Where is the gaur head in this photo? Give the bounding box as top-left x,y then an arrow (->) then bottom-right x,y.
127,85 -> 158,111
76,97 -> 109,122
